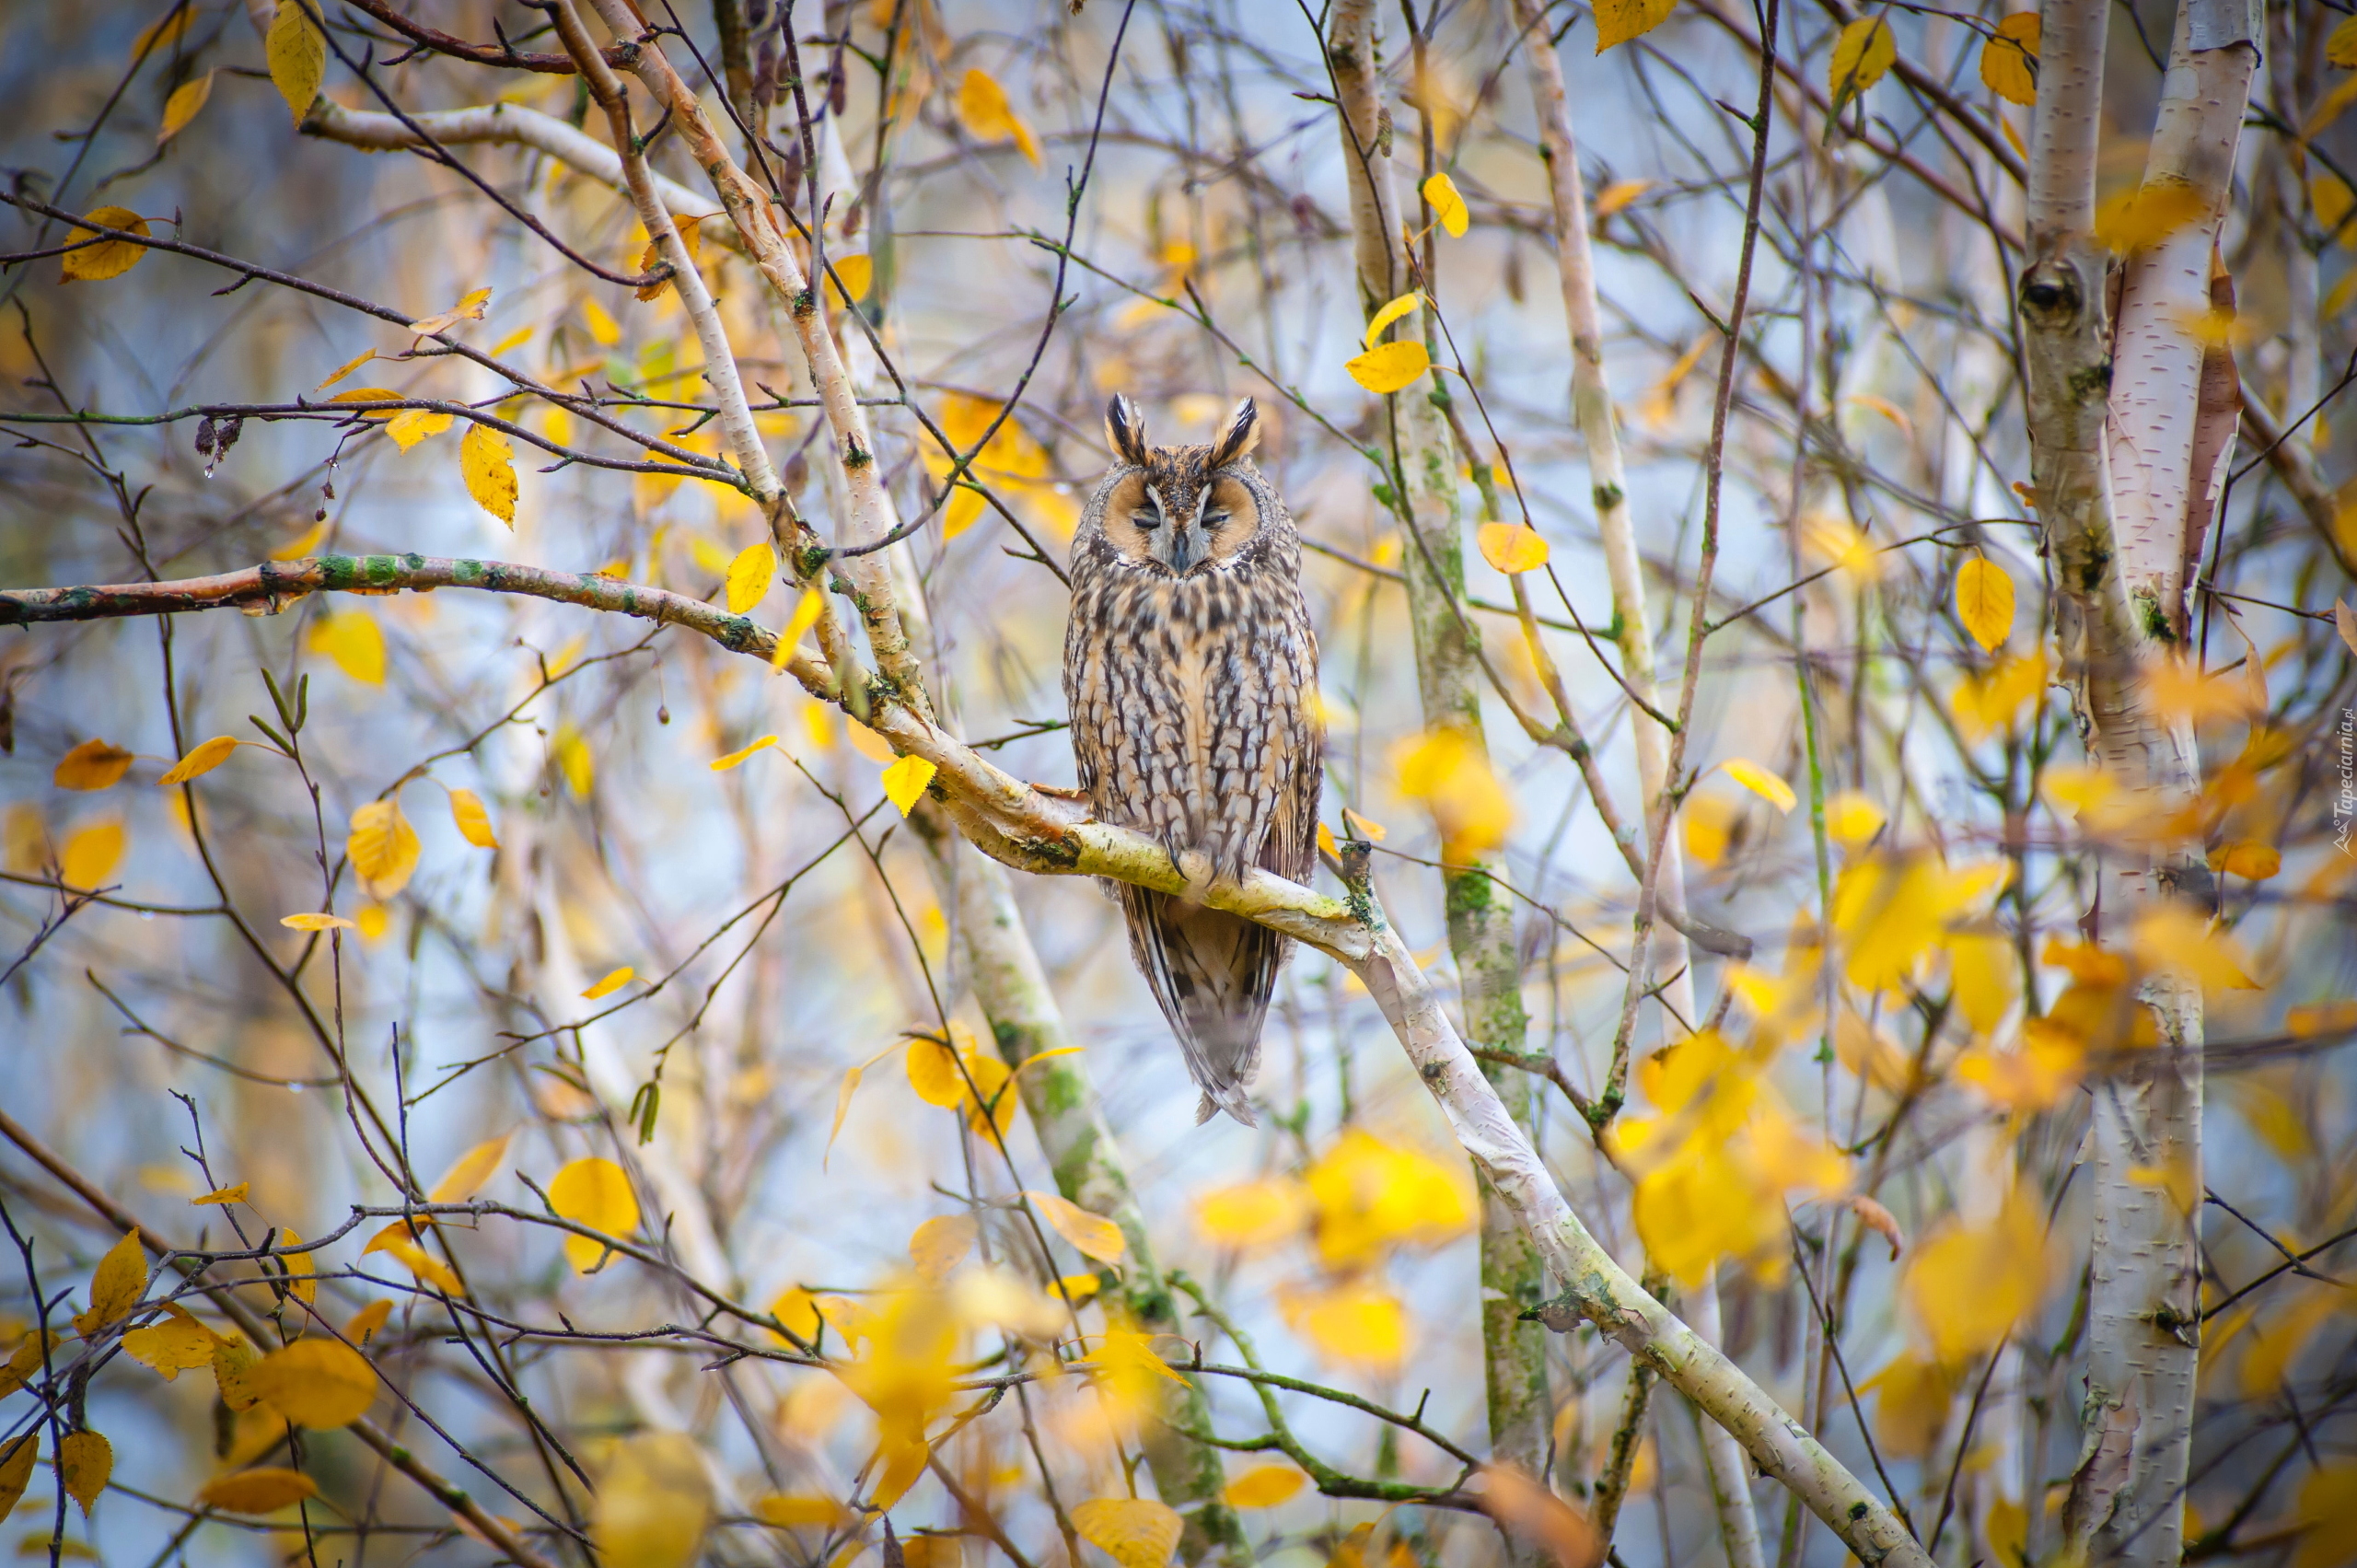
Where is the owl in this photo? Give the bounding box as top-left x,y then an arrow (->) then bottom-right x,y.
1063,395 -> 1324,1127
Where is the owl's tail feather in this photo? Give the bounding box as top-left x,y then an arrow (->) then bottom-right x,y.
1122,888 -> 1282,1129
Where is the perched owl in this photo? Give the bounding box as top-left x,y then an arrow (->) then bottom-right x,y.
1063,395 -> 1324,1127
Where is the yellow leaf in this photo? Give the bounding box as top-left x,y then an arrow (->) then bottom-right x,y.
460,423 -> 518,528
581,296 -> 621,345
54,738 -> 134,791
1902,1196 -> 2051,1361
1362,290 -> 1426,351
316,350 -> 377,392
754,1494 -> 853,1529
196,1466 -> 318,1514
157,71 -> 215,144
1281,1280 -> 1409,1371
1593,178 -> 1653,218
447,787 -> 498,848
489,324 -> 533,355
1954,554 -> 2015,652
955,68 -> 1041,166
581,966 -> 634,1001
773,587 -> 827,669
158,736 -> 238,785
707,735 -> 775,772
329,387 -> 403,418
408,285 -> 493,338
942,485 -> 986,540
0,1435 -> 32,1520
192,1183 -> 249,1206
54,1427 -> 109,1516
726,540 -> 777,613
1195,1178 -> 1311,1250
1025,1191 -> 1127,1265
271,519 -> 329,561
907,1213 -> 979,1286
1829,16 -> 1897,116
906,1035 -> 969,1108
1720,757 -> 1796,812
1422,172 -> 1469,238
121,1305 -> 218,1379
1980,13 -> 2039,104
265,0 -> 325,126
549,1156 -> 640,1273
428,1131 -> 513,1203
2094,180 -> 2209,255
348,1299 -> 393,1344
132,9 -> 197,61
598,1433 -> 713,1568
307,610 -> 386,684
2331,15 -> 2357,68
2293,1459 -> 2357,1568
58,819 -> 127,889
347,798 -> 419,900
552,725 -> 593,796
1306,1130 -> 1475,1268
769,1286 -> 822,1345
1477,522 -> 1550,575
1824,791 -> 1885,847
1391,727 -> 1512,860
73,1230 -> 146,1337
634,219 -> 705,301
1071,1498 -> 1185,1568
1947,931 -> 2019,1036
2131,904 -> 2260,992
247,1337 -> 377,1428
1862,1351 -> 1961,1459
962,1049 -> 1018,1139
1345,340 -> 1431,395
1316,821 -> 1337,857
2207,841 -> 2281,880
881,754 -> 937,817
825,253 -> 874,309
279,1227 -> 316,1305
60,206 -> 149,284
1221,1465 -> 1306,1509
279,912 -> 354,931
386,407 -> 454,451
2287,1000 -> 2357,1040
1593,0 -> 1676,52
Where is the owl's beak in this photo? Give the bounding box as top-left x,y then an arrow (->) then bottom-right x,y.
1164,522 -> 1208,574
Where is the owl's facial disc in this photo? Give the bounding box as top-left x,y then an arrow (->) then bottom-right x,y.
1141,482 -> 1213,574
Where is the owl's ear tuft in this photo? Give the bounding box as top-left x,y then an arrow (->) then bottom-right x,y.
1209,397 -> 1260,468
1104,394 -> 1149,468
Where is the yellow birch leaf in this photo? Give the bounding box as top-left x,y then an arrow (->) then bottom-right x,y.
448,787 -> 498,848
1316,821 -> 1337,857
0,1435 -> 32,1519
1422,172 -> 1469,238
1345,340 -> 1430,394
1221,1466 -> 1306,1509
428,1132 -> 513,1203
1025,1191 -> 1127,1264
1071,1498 -> 1185,1568
1954,554 -> 2015,652
825,253 -> 874,309
270,519 -> 329,561
2131,904 -> 2260,991
121,1305 -> 217,1379
1362,290 -> 1425,350
754,1494 -> 851,1529
1476,522 -> 1550,574
1903,1198 -> 2050,1361
549,1156 -> 640,1272
633,219 -> 705,301
726,541 -> 777,613
386,408 -> 453,451
772,587 -> 827,668
963,1051 -> 1017,1139
196,1467 -> 317,1514
489,324 -> 532,355
942,485 -> 986,540
1829,16 -> 1898,118
278,1228 -> 316,1305
1593,0 -> 1677,52
54,1424 -> 109,1516
1721,757 -> 1797,812
157,71 -> 215,144
408,286 -> 493,337
581,966 -> 634,1000
1195,1178 -> 1310,1249
158,736 -> 238,785
460,423 -> 518,527
307,610 -> 386,684
348,1299 -> 393,1343
1980,13 -> 2039,104
280,912 -> 354,931
73,1230 -> 146,1337
2329,16 -> 2357,68
54,738 -> 134,791
710,735 -> 778,772
2094,180 -> 2208,254
247,1337 -> 377,1428
581,296 -> 621,345
60,207 -> 149,284
316,350 -> 376,392
1594,178 -> 1654,217
552,725 -> 593,796
1824,791 -> 1885,846
955,69 -> 1041,166
1282,1281 -> 1408,1370
908,1214 -> 980,1286
192,1183 -> 249,1206
907,1036 -> 969,1108
1947,932 -> 2019,1036
769,1287 -> 822,1345
132,9 -> 197,61
347,798 -> 419,900
597,1432 -> 713,1568
265,0 -> 325,127
328,387 -> 402,419
881,754 -> 937,817
2208,841 -> 2281,880
59,820 -> 127,889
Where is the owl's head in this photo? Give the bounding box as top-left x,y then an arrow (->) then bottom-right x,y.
1090,394 -> 1266,576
